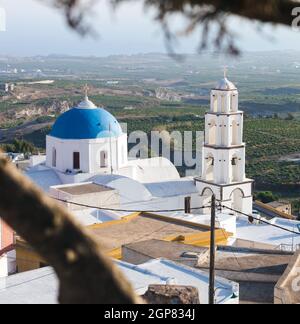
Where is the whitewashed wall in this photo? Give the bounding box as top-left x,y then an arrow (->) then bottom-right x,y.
46,134 -> 128,174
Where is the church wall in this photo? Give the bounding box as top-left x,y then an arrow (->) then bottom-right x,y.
125,192 -> 201,215
54,140 -> 90,173
89,134 -> 128,173
46,134 -> 128,175
49,185 -> 120,212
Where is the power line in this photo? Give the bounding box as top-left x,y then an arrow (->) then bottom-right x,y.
48,197 -> 300,235
222,205 -> 300,236
53,197 -> 210,213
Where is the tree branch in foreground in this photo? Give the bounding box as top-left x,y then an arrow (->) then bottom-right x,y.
41,0 -> 300,54
0,157 -> 141,304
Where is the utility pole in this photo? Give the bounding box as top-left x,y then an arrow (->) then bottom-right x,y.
209,194 -> 216,305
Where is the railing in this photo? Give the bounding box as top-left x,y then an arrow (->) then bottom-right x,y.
275,244 -> 300,252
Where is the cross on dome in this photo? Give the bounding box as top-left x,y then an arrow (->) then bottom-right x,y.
77,84 -> 97,109
84,83 -> 89,99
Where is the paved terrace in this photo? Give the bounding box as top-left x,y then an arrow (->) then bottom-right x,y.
88,214 -> 207,252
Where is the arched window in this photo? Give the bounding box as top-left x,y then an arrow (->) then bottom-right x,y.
208,121 -> 217,145
230,189 -> 245,213
200,188 -> 214,215
221,95 -> 226,113
52,148 -> 57,168
232,120 -> 239,145
231,155 -> 240,182
211,94 -> 218,112
221,119 -> 226,146
205,155 -> 215,182
100,151 -> 108,168
231,93 -> 238,112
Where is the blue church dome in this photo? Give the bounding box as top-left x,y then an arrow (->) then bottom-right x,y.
50,97 -> 123,140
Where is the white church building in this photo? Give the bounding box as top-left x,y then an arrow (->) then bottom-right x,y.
26,76 -> 253,225
29,95 -> 181,188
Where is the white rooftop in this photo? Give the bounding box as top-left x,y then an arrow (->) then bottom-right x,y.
236,216 -> 300,251
26,169 -> 62,193
145,178 -> 198,198
0,267 -> 58,305
0,259 -> 238,304
215,77 -> 237,91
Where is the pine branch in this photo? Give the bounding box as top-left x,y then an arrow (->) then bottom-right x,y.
42,0 -> 300,54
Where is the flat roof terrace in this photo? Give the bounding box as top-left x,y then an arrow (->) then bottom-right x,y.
88,214 -> 207,252
55,183 -> 113,195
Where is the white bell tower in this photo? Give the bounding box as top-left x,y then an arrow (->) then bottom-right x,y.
195,72 -> 253,215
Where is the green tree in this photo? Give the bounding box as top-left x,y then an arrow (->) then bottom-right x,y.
255,191 -> 279,204
1,139 -> 38,155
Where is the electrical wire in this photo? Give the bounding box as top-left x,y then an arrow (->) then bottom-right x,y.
53,197 -> 210,213
222,205 -> 300,236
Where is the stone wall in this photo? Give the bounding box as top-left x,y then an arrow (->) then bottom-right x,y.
274,251 -> 300,304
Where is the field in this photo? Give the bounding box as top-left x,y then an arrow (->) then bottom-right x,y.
1,52 -> 300,198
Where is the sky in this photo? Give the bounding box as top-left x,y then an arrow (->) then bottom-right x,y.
1,0 -> 300,56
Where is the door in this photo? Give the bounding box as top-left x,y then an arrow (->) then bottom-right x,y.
73,152 -> 80,170
100,151 -> 108,168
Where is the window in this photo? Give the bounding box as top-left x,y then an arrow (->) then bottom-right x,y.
52,148 -> 57,167
205,156 -> 215,182
231,156 -> 239,182
211,95 -> 218,112
231,121 -> 239,145
208,121 -> 217,145
185,197 -> 191,214
73,152 -> 80,170
221,96 -> 226,113
100,151 -> 108,168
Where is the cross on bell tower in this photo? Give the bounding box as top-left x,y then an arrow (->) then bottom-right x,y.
195,73 -> 254,216
223,66 -> 228,79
